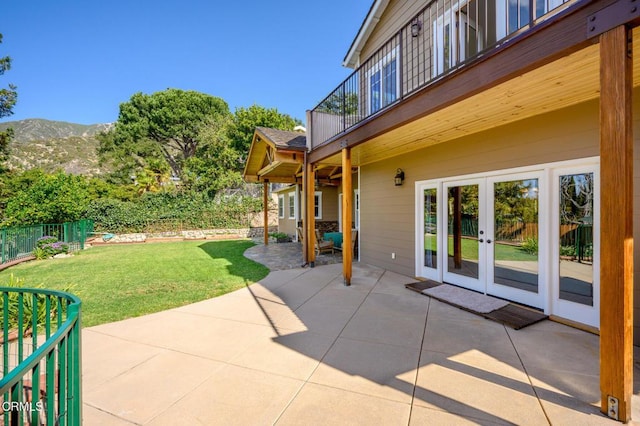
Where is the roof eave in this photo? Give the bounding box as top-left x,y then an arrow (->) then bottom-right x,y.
342,0 -> 390,69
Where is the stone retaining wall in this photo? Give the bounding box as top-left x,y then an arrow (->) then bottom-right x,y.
94,226 -> 279,244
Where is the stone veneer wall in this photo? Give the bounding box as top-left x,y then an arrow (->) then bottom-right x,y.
96,227 -> 278,244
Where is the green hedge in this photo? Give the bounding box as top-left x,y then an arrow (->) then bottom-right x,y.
85,192 -> 264,233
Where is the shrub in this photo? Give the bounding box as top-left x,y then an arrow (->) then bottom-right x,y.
33,236 -> 69,259
560,245 -> 576,257
2,274 -> 60,332
85,192 -> 263,233
2,172 -> 91,227
521,237 -> 538,255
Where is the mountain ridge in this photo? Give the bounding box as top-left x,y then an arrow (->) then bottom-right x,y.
0,118 -> 113,176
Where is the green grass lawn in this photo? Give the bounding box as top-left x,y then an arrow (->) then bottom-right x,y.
0,240 -> 269,327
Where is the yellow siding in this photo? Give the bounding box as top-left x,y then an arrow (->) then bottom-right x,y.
360,97 -> 601,276
319,187 -> 339,221
360,0 -> 426,61
277,188 -> 298,239
358,91 -> 640,340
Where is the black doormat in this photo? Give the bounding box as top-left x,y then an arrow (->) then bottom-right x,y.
405,281 -> 548,330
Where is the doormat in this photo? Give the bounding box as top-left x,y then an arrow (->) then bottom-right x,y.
405,281 -> 548,330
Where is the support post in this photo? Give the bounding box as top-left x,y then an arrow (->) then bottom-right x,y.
599,25 -> 633,423
263,181 -> 269,246
305,162 -> 316,266
342,148 -> 352,286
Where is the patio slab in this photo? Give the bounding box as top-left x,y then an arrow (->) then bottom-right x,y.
82,260 -> 640,425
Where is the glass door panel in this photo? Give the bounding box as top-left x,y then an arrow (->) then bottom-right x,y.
424,187 -> 438,270
443,180 -> 484,292
552,167 -> 599,328
487,173 -> 544,309
558,173 -> 594,306
492,179 -> 539,292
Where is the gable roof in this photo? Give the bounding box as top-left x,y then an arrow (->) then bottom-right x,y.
242,127 -> 306,184
343,0 -> 390,69
254,127 -> 307,151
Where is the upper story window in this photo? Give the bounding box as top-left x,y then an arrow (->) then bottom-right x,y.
367,48 -> 399,115
433,0 -> 484,77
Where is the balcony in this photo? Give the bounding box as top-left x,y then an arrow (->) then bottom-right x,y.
310,0 -> 574,148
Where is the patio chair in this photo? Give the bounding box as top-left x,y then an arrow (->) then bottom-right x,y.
315,230 -> 334,255
296,227 -> 304,243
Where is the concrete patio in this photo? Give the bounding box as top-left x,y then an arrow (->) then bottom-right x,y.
82,261 -> 640,425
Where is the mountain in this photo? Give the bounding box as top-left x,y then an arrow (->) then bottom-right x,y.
0,119 -> 113,176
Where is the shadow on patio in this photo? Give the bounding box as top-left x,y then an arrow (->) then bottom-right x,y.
81,246 -> 640,425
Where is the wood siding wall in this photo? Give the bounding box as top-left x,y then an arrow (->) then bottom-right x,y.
360,92 -> 640,342
360,0 -> 426,62
278,188 -> 298,238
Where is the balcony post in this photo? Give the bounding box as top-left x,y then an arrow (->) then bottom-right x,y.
305,161 -> 316,266
342,148 -> 353,286
599,25 -> 633,422
263,181 -> 269,246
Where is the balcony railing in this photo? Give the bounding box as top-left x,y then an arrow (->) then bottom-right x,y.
310,0 -> 573,148
1,287 -> 82,425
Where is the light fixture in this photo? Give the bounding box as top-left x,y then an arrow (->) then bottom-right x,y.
394,168 -> 405,186
411,19 -> 422,37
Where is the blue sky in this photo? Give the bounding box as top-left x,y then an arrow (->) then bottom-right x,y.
1,0 -> 371,125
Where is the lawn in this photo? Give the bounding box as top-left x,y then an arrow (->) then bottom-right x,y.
0,240 -> 269,327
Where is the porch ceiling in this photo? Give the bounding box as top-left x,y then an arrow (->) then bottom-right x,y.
317,28 -> 640,168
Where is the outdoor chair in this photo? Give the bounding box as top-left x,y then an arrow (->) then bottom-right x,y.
335,229 -> 358,256
315,230 -> 334,255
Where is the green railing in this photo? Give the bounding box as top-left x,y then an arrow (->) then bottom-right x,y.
0,288 -> 82,425
0,220 -> 94,265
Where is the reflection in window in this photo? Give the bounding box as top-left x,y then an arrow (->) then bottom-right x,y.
559,173 -> 594,306
447,185 -> 479,279
368,51 -> 398,114
424,188 -> 437,269
493,179 -> 539,293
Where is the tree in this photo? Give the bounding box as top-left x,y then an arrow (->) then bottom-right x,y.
182,115 -> 243,198
2,171 -> 91,226
226,104 -> 302,158
98,89 -> 230,181
316,90 -> 359,116
0,33 -> 17,166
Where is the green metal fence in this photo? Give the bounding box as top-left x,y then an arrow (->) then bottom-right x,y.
0,220 -> 94,265
0,287 -> 82,425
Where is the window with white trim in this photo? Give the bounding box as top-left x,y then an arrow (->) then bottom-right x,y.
367,48 -> 399,115
278,194 -> 284,219
314,192 -> 322,220
288,192 -> 296,219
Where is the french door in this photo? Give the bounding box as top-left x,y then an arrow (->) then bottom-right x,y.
416,161 -> 600,326
418,171 -> 545,309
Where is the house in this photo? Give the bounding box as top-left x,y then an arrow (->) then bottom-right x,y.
244,0 -> 639,420
244,126 -> 359,245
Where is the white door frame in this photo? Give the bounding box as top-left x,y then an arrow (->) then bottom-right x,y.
415,157 -> 600,323
441,178 -> 487,293
550,164 -> 600,328
486,171 -> 547,309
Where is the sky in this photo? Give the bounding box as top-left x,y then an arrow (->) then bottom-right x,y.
1,0 -> 372,125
